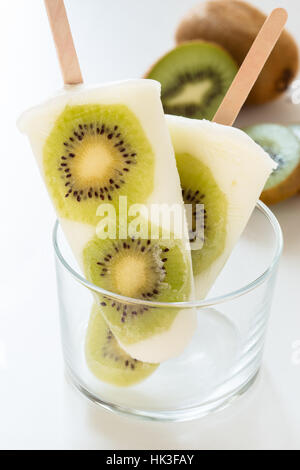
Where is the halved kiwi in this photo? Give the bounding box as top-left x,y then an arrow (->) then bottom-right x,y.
43,104 -> 155,225
144,41 -> 238,120
83,230 -> 192,348
244,124 -> 300,205
86,304 -> 158,387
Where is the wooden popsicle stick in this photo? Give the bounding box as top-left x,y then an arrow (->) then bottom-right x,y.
213,8 -> 288,126
44,0 -> 83,85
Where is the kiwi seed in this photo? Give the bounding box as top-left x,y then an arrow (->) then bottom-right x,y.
182,188 -> 206,243
162,69 -> 223,118
102,329 -> 138,369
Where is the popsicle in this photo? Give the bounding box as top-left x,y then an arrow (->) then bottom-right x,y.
18,0 -> 196,364
167,7 -> 286,297
167,115 -> 276,297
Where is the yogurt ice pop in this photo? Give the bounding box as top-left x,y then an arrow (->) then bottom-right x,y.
18,80 -> 196,364
167,115 -> 276,297
166,8 -> 286,297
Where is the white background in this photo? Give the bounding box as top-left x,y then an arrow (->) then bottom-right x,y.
0,0 -> 299,450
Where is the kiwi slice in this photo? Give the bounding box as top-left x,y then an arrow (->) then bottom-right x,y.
244,124 -> 300,205
176,153 -> 227,277
144,41 -> 238,120
86,304 -> 158,387
83,231 -> 192,350
44,104 -> 155,225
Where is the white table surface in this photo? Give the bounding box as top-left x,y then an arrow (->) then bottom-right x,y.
0,0 -> 299,450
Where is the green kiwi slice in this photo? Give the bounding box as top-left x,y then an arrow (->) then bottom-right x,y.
43,104 -> 155,225
244,124 -> 300,204
145,41 -> 238,120
86,304 -> 158,387
83,233 -> 192,346
176,153 -> 227,276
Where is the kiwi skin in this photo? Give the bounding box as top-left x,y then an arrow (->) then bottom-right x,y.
261,162 -> 300,205
175,0 -> 299,105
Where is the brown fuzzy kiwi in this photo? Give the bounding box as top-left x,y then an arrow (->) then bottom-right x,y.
175,0 -> 299,105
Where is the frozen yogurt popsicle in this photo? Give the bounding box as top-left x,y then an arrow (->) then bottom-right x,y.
167,115 -> 276,297
166,7 -> 286,297
18,80 -> 196,364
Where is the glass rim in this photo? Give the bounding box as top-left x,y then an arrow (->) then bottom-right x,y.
53,201 -> 283,309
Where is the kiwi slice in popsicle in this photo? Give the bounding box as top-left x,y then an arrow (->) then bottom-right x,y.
83,226 -> 193,362
86,304 -> 158,387
176,152 -> 227,275
43,103 -> 155,226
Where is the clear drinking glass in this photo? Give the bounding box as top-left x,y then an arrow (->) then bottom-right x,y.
53,201 -> 283,422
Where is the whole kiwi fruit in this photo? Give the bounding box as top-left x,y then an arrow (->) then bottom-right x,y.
175,0 -> 299,105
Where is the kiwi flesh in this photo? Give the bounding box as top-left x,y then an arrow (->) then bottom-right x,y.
176,152 -> 227,277
86,304 -> 158,387
167,115 -> 275,297
44,103 -> 155,225
244,124 -> 300,205
83,226 -> 193,360
289,125 -> 300,195
175,0 -> 299,106
145,41 -> 238,120
289,124 -> 300,142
